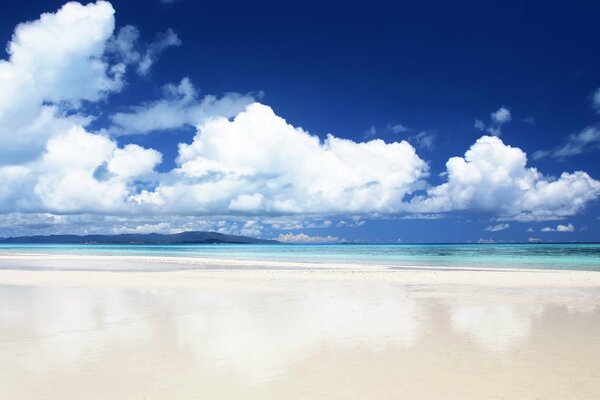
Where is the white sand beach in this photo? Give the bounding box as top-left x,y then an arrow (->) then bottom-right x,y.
1,254 -> 599,399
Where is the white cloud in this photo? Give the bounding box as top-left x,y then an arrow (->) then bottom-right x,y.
336,219 -> 365,228
276,232 -> 342,243
34,126 -> 161,213
229,193 -> 264,212
408,130 -> 436,150
485,223 -> 509,232
112,222 -> 175,234
388,123 -> 408,133
409,135 -> 600,221
400,213 -> 445,220
105,25 -> 140,64
522,115 -> 535,125
474,106 -> 511,136
261,216 -> 332,231
491,107 -> 512,124
133,103 -> 429,214
137,29 -> 181,75
108,78 -> 254,135
0,126 -> 161,214
106,25 -> 181,76
1,2 -> 600,237
533,125 -> 600,159
540,223 -> 575,232
363,125 -> 377,139
0,0 -> 122,164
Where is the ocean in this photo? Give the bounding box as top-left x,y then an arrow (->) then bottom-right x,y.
1,243 -> 600,271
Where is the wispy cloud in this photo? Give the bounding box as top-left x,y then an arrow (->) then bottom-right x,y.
593,88 -> 600,114
276,232 -> 342,243
474,106 -> 512,136
400,214 -> 445,220
363,125 -> 377,139
484,223 -> 509,232
108,78 -> 253,135
388,123 -> 409,133
408,130 -> 436,151
522,115 -> 535,125
533,125 -> 600,160
106,25 -> 181,76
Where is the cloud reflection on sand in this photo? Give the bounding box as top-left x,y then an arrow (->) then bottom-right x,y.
173,285 -> 420,382
1,283 -> 599,384
450,303 -> 544,352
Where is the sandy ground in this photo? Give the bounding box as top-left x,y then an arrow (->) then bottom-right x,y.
0,254 -> 599,399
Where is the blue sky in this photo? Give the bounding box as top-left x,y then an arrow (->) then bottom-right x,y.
0,0 -> 599,242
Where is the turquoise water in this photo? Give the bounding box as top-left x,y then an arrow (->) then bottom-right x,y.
1,243 -> 600,271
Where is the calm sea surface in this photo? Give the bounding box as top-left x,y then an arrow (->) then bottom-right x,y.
1,243 -> 600,271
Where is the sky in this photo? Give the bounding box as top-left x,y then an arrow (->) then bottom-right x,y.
0,0 -> 599,243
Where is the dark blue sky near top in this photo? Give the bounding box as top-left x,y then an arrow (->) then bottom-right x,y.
1,0 -> 599,242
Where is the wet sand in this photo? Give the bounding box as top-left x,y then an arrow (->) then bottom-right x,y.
0,254 -> 599,399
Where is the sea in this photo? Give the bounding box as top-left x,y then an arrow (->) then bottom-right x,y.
1,243 -> 600,271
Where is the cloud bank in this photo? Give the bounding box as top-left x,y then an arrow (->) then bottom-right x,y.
0,1 -> 599,237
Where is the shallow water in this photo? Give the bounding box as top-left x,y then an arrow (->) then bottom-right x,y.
1,243 -> 600,271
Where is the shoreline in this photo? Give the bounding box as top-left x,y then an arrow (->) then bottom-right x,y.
1,252 -> 600,289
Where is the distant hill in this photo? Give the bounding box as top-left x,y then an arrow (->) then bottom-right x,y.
0,231 -> 279,245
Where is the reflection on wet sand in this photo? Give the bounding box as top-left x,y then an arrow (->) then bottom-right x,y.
0,280 -> 599,399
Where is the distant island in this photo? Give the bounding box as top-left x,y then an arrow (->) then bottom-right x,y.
0,231 -> 279,245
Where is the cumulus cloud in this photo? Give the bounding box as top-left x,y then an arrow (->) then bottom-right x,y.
484,223 -> 509,232
276,232 -> 342,243
0,126 -> 162,213
474,106 -> 511,136
0,1 -> 122,164
540,223 -> 575,232
533,125 -> 600,160
131,103 -> 429,214
410,136 -> 600,221
1,2 -> 600,237
108,78 -> 254,135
